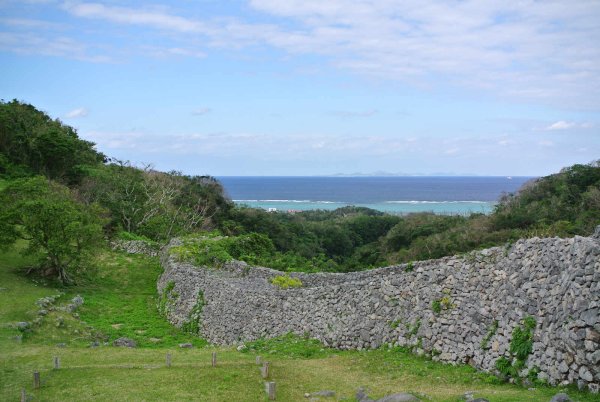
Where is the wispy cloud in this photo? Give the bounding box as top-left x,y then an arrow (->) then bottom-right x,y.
65,107 -> 89,118
192,107 -> 211,116
61,2 -> 209,34
81,129 -> 562,160
545,121 -> 594,130
78,127 -> 599,175
0,31 -> 111,62
0,17 -> 63,29
50,1 -> 600,109
330,109 -> 377,118
2,1 -> 599,111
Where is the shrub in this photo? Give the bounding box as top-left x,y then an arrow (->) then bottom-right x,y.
271,274 -> 303,289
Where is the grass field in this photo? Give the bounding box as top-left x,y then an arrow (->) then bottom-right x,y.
0,245 -> 595,401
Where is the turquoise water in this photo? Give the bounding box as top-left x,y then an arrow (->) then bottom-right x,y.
235,200 -> 495,215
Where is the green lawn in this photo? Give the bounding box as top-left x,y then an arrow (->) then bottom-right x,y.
0,245 -> 595,401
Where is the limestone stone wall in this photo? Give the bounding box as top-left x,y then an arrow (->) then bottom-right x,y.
110,240 -> 159,257
158,231 -> 600,390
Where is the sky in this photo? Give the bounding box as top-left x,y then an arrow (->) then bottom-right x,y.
1,0 -> 599,176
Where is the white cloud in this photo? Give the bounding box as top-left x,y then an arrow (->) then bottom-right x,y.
62,2 -> 209,34
192,107 -> 212,116
65,107 -> 89,118
0,18 -> 63,29
141,46 -> 206,59
11,1 -> 598,108
444,147 -> 460,155
78,128 -> 599,175
81,129 -> 527,161
545,121 -> 593,130
546,121 -> 576,130
0,32 -> 111,62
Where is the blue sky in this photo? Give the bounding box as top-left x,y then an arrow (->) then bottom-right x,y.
1,0 -> 599,176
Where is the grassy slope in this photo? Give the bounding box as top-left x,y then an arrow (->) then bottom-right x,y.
0,246 -> 595,401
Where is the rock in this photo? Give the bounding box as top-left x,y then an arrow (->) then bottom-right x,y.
16,322 -> 30,330
356,388 -> 375,402
558,361 -> 569,373
65,303 -> 77,312
236,344 -> 247,352
307,390 -> 336,398
72,295 -> 84,306
376,393 -> 420,402
38,309 -> 48,316
590,350 -> 600,365
90,341 -> 100,348
549,393 -> 572,402
179,343 -> 193,348
581,309 -> 598,326
586,328 -> 600,343
113,337 -> 137,348
56,343 -> 67,348
579,366 -> 593,382
472,399 -> 490,402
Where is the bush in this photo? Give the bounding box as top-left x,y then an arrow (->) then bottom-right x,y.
271,274 -> 303,289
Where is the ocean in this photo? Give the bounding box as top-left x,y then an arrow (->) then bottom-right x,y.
217,176 -> 534,215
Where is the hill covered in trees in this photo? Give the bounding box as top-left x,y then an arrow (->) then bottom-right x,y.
0,99 -> 598,281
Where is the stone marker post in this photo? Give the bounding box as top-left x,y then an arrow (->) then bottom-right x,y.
33,371 -> 40,389
261,362 -> 270,379
265,381 -> 276,400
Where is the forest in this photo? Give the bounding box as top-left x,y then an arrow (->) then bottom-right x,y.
1,99 -> 599,283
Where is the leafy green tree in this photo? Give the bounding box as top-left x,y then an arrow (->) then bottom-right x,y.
0,176 -> 105,284
0,100 -> 105,183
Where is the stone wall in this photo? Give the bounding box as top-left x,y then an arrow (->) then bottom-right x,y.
158,231 -> 600,391
111,240 -> 159,257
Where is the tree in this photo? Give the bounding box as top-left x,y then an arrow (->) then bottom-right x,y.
0,176 -> 105,284
0,99 -> 105,183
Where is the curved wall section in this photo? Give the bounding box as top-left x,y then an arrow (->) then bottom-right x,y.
158,232 -> 599,390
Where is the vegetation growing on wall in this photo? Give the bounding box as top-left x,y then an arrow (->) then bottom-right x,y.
181,291 -> 205,335
495,316 -> 537,382
271,274 -> 303,289
432,292 -> 455,315
480,320 -> 499,350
